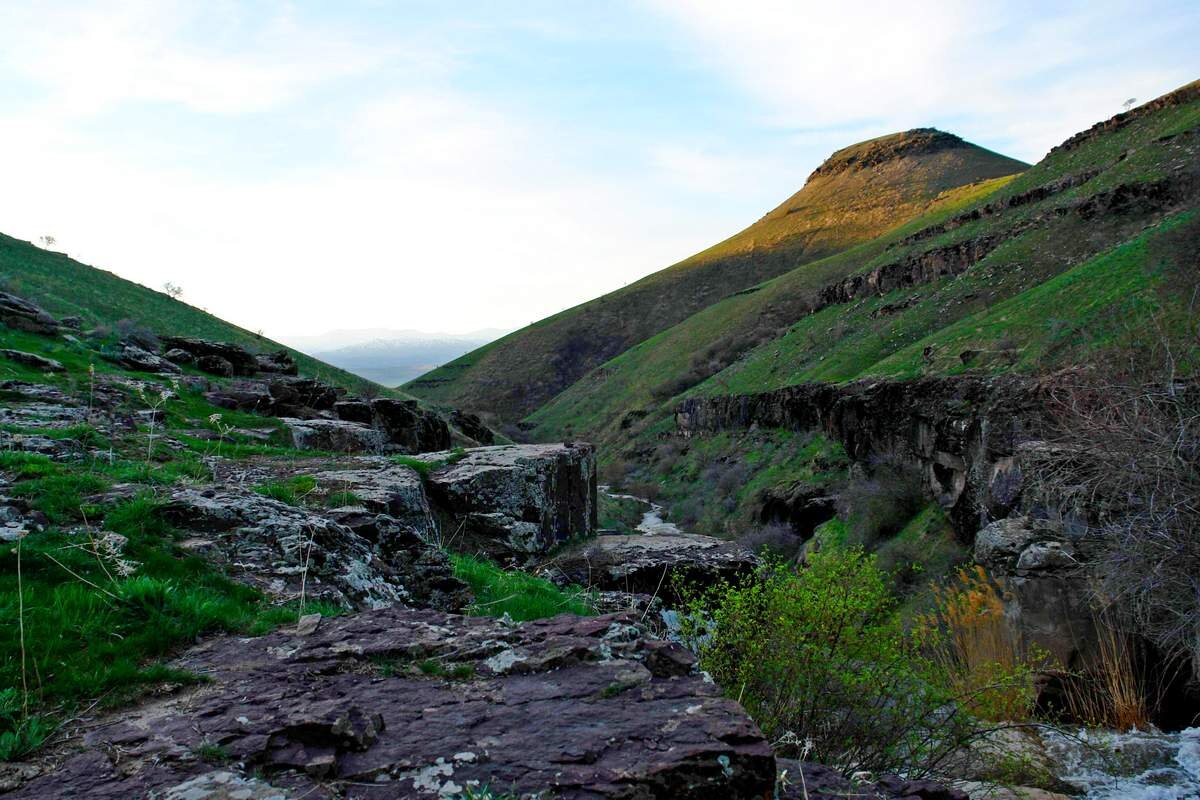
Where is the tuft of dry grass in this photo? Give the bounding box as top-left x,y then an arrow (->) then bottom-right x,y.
1061,615 -> 1149,730
920,565 -> 1045,722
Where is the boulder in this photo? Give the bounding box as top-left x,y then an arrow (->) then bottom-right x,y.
974,516 -> 1095,671
255,350 -> 299,375
161,488 -> 461,612
0,291 -> 59,335
7,609 -> 775,799
161,336 -> 259,376
369,398 -> 450,453
269,376 -> 342,415
556,531 -> 758,600
450,409 -> 496,445
307,460 -> 437,537
424,443 -> 597,557
195,354 -> 235,377
333,398 -> 373,424
280,418 -> 385,454
161,347 -> 194,365
108,345 -> 181,374
204,383 -> 272,412
0,349 -> 65,372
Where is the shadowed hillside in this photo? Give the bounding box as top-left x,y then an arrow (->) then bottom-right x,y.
406,129 -> 1027,420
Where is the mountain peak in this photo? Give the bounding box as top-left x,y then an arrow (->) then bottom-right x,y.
807,128 -> 967,182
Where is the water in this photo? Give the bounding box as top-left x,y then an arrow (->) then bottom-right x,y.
1043,726 -> 1200,799
600,487 -> 686,536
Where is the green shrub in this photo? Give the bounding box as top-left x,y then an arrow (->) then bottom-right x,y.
683,548 -> 994,777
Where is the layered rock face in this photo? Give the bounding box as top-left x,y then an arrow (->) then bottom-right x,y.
9,609 -> 776,799
677,375 -> 1050,539
424,444 -> 598,557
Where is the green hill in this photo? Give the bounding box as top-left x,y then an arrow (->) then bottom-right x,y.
406,129 -> 1027,421
526,80 -> 1200,449
0,235 -> 385,394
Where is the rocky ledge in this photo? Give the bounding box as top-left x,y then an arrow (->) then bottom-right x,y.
553,532 -> 758,602
9,609 -> 776,799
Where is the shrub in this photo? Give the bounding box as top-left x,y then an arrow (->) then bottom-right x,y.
683,549 -> 1039,777
836,456 -> 926,547
736,523 -> 802,561
1059,614 -> 1150,729
114,319 -> 160,351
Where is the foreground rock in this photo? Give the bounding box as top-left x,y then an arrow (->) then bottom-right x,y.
11,609 -> 775,799
425,443 -> 597,557
161,335 -> 260,376
555,531 -> 758,600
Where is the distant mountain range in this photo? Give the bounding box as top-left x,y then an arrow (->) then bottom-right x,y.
283,328 -> 509,388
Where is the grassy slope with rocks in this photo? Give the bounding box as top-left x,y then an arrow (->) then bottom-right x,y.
407,130 -> 1026,422
0,233 -> 389,396
529,81 -> 1200,452
0,306 -> 577,760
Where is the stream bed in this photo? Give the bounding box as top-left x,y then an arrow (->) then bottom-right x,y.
1042,726 -> 1200,799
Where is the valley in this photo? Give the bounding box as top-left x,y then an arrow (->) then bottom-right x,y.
1,79 -> 1198,800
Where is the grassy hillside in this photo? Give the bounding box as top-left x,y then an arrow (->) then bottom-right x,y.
407,130 -> 1026,421
0,234 -> 386,395
527,80 -> 1200,449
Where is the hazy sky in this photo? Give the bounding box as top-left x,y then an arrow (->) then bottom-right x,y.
0,1 -> 1195,338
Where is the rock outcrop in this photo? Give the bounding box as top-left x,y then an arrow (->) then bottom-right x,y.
554,532 -> 758,600
162,487 -> 466,612
369,398 -> 451,454
677,375 -> 1050,539
280,417 -> 386,453
161,336 -> 260,376
109,344 -> 182,374
0,291 -> 60,335
424,444 -> 597,557
9,609 -> 776,799
0,349 -> 64,372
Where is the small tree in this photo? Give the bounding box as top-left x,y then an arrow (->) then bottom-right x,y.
1122,97 -> 1137,112
38,235 -> 56,249
162,282 -> 184,300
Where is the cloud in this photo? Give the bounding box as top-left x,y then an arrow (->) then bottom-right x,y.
642,0 -> 1197,160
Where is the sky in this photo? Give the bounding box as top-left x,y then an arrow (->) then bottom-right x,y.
0,1 -> 1195,340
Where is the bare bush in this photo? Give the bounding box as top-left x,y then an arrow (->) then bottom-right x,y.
1025,373 -> 1200,676
836,456 -> 926,546
737,523 -> 802,560
114,319 -> 160,351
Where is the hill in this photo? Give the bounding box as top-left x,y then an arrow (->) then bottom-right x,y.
526,80 -> 1200,452
406,130 -> 1027,421
0,234 -> 384,394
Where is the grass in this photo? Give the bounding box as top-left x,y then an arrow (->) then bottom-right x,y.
391,446 -> 468,479
450,554 -> 594,622
0,231 -> 386,396
597,493 -> 646,533
254,475 -> 317,506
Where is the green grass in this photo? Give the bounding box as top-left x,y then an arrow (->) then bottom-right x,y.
391,446 -> 468,480
0,232 -> 386,396
0,492 -> 343,760
597,493 -> 646,533
450,554 -> 594,621
254,475 -> 317,506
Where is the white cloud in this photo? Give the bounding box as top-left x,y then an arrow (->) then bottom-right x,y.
643,0 -> 1195,160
